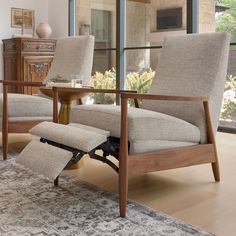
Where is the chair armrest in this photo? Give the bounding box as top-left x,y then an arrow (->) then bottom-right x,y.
51,87 -> 138,123
1,80 -> 43,87
121,92 -> 208,102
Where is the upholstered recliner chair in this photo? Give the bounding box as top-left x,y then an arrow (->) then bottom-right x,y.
0,35 -> 94,160
69,33 -> 230,217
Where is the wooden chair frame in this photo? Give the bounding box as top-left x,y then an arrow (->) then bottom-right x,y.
52,88 -> 219,218
119,92 -> 219,217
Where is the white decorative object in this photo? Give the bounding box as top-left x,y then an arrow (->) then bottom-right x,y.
12,34 -> 33,38
36,22 -> 52,38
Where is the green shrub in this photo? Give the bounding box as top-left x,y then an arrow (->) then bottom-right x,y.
126,69 -> 154,93
221,101 -> 236,120
91,69 -> 116,104
224,74 -> 236,91
126,69 -> 154,106
221,74 -> 236,122
91,68 -> 155,104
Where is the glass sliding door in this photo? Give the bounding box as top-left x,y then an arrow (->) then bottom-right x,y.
75,0 -> 116,74
70,0 -> 197,101
125,0 -> 188,94
73,0 -> 117,104
215,0 -> 236,131
126,0 -> 188,48
91,9 -> 113,73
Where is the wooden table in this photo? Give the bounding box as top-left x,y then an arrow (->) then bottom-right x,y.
40,86 -> 91,124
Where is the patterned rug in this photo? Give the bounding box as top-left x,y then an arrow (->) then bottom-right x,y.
0,153 -> 214,236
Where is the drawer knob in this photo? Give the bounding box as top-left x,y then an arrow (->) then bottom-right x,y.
48,45 -> 53,50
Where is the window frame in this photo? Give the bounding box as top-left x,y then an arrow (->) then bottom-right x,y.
69,0 -> 199,90
68,0 -> 236,134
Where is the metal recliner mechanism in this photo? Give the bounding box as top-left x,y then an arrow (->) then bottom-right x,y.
16,122 -> 120,186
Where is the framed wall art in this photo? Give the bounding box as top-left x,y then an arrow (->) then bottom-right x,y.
11,8 -> 34,29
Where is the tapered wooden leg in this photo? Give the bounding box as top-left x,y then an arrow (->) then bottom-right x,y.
212,162 -> 220,182
54,176 -> 59,186
119,96 -> 129,218
58,99 -> 84,170
2,129 -> 8,161
58,101 -> 71,125
212,143 -> 220,182
119,153 -> 128,218
2,84 -> 8,160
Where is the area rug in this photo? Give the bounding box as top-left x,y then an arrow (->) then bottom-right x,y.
0,153 -> 214,236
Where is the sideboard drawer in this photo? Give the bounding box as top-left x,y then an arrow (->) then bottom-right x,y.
2,37 -> 56,94
22,42 -> 56,52
3,41 -> 16,52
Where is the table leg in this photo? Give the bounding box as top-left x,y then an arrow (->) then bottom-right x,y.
59,100 -> 71,124
59,100 -> 84,169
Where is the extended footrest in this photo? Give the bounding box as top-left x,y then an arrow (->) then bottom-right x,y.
17,140 -> 72,180
16,121 -> 118,184
30,122 -> 110,153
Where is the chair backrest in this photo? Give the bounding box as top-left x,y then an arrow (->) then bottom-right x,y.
142,33 -> 230,143
44,35 -> 94,86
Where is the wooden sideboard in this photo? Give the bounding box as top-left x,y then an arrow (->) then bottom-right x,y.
2,38 -> 56,94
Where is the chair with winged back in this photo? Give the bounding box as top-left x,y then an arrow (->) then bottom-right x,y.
69,32 -> 230,217
1,35 -> 94,160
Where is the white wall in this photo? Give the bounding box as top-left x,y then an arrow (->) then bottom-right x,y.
0,0 -> 49,82
48,0 -> 68,38
0,0 -> 69,83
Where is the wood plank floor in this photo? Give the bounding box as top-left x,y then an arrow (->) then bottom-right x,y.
2,132 -> 236,236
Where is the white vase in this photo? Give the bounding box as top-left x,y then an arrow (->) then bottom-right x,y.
36,23 -> 52,38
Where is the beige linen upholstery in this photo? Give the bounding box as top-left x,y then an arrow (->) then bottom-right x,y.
70,104 -> 200,153
0,93 -> 53,130
70,33 -> 230,154
43,35 -> 94,86
30,121 -> 109,153
68,123 -> 110,137
142,33 -> 230,143
16,140 -> 72,180
0,93 -> 53,118
130,140 -> 197,154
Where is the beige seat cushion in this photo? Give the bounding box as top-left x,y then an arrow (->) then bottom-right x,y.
0,93 -> 53,118
130,140 -> 197,154
68,123 -> 110,137
70,104 -> 201,146
0,93 -> 53,131
30,121 -> 109,153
